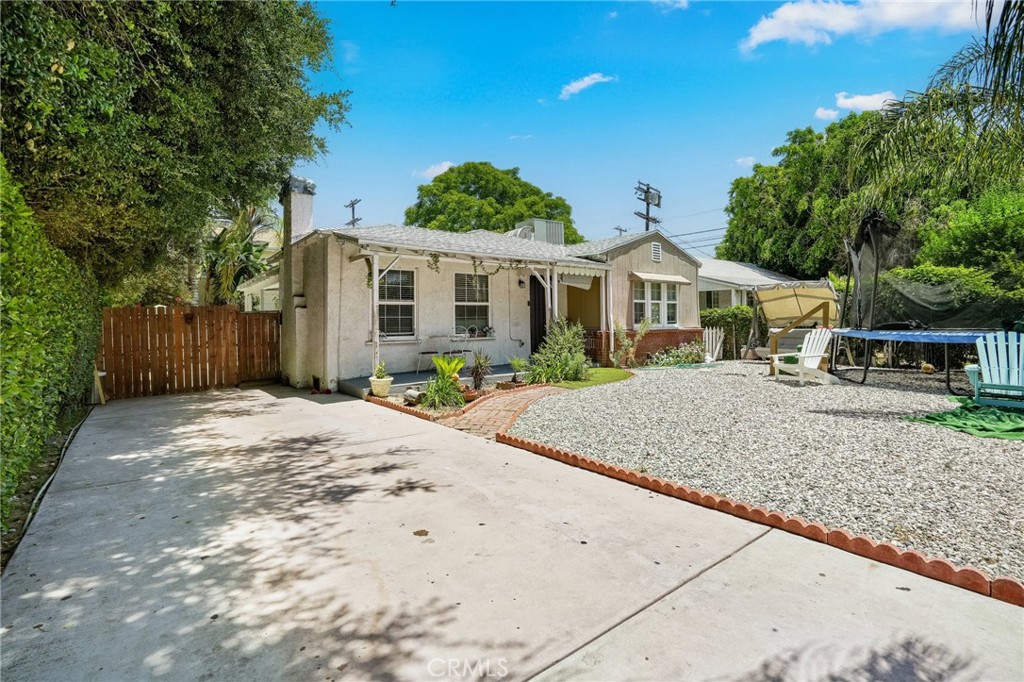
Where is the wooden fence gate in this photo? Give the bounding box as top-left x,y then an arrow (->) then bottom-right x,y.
96,305 -> 281,400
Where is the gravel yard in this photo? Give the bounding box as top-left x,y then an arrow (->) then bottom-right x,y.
509,362 -> 1024,583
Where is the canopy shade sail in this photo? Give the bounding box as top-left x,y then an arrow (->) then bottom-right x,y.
752,280 -> 840,328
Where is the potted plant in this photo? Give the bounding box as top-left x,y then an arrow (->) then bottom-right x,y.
369,361 -> 393,397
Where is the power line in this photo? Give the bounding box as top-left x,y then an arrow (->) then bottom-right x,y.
665,226 -> 726,238
660,206 -> 725,220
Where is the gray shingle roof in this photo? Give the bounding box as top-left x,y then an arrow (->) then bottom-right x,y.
327,224 -> 609,267
698,257 -> 794,288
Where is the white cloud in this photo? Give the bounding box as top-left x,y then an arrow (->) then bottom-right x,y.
654,0 -> 689,11
815,106 -> 839,120
412,161 -> 454,179
608,10 -> 618,19
835,90 -> 897,110
338,40 -> 359,64
509,134 -> 533,141
735,156 -> 757,167
559,73 -> 617,101
741,0 -> 976,53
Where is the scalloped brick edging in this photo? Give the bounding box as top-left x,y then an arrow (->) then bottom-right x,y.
365,383 -> 551,423
494,431 -> 1024,607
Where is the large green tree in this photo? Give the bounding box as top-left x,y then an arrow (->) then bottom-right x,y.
917,189 -> 1024,291
717,113 -> 881,278
404,162 -> 583,244
1,1 -> 349,286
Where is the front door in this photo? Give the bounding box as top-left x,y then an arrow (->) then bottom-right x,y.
529,276 -> 548,355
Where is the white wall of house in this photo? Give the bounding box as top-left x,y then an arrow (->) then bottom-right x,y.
290,234 -> 534,386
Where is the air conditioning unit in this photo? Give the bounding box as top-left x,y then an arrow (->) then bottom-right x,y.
515,218 -> 564,245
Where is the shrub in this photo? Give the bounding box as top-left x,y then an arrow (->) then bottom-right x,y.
508,356 -> 528,383
526,317 -> 589,384
648,341 -> 707,367
610,318 -> 651,368
470,352 -> 492,390
421,355 -> 466,409
1,156 -> 101,530
699,305 -> 759,360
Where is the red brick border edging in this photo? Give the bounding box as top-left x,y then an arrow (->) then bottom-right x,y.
494,430 -> 1024,607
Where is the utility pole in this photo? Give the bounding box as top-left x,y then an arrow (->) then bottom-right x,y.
344,198 -> 362,227
613,225 -> 627,236
634,181 -> 662,232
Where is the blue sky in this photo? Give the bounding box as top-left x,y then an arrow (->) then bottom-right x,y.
294,1 -> 984,256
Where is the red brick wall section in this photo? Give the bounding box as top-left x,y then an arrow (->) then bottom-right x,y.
634,328 -> 703,361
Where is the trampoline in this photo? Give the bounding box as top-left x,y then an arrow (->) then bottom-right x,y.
832,328 -> 989,393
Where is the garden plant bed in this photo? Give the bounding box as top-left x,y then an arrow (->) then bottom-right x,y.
366,381 -> 546,422
507,361 -> 1024,585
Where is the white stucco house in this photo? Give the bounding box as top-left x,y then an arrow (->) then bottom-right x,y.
697,257 -> 793,310
249,176 -> 702,391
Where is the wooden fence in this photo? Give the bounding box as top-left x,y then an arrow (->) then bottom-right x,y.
96,306 -> 280,400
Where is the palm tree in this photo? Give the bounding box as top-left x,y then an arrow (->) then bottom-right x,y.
203,203 -> 280,305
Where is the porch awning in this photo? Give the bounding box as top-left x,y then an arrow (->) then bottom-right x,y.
559,274 -> 593,290
630,271 -> 691,285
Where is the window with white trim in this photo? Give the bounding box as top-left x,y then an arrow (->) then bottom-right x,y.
378,270 -> 415,337
633,280 -> 679,327
651,242 -> 662,262
454,273 -> 490,334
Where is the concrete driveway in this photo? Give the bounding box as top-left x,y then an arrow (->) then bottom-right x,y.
1,388 -> 1021,681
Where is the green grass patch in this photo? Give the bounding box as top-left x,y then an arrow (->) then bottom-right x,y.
554,367 -> 632,390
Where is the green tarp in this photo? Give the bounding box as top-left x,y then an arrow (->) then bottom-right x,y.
906,397 -> 1024,441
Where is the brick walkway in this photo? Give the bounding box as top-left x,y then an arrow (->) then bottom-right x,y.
440,386 -> 567,439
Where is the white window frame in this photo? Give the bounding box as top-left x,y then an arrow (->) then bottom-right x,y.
454,273 -> 491,336
377,269 -> 417,338
632,280 -> 679,329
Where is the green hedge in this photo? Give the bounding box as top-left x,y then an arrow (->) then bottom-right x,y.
1,156 -> 101,530
700,305 -> 758,360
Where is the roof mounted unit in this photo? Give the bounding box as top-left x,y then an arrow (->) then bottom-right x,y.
512,218 -> 564,245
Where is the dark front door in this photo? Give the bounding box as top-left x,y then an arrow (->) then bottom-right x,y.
529,276 -> 548,355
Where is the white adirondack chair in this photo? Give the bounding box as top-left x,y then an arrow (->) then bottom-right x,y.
768,327 -> 838,385
703,327 -> 725,361
965,331 -> 1024,408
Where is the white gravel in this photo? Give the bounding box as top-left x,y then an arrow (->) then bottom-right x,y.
509,362 -> 1024,582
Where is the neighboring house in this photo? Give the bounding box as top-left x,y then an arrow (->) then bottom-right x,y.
255,176 -> 701,389
697,257 -> 794,310
237,261 -> 281,312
